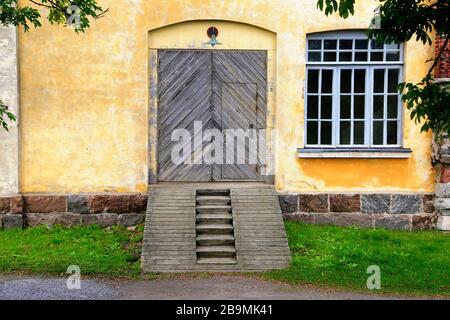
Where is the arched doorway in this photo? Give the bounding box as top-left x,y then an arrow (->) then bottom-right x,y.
148,20 -> 276,183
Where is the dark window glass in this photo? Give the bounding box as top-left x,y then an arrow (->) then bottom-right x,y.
321,70 -> 333,93
308,51 -> 321,62
321,96 -> 332,119
321,121 -> 332,145
371,40 -> 384,49
374,69 -> 385,93
324,52 -> 337,62
354,96 -> 365,119
373,121 -> 384,145
387,121 -> 398,144
354,69 -> 366,93
307,121 -> 318,145
387,95 -> 398,119
370,52 -> 383,61
355,39 -> 368,49
354,121 -> 365,144
373,95 -> 384,119
386,51 -> 400,61
339,52 -> 352,61
340,96 -> 351,119
308,70 -> 319,93
307,95 -> 319,119
388,69 -> 399,93
355,52 -> 368,61
339,39 -> 353,49
340,70 -> 352,93
340,121 -> 351,145
308,39 -> 322,50
324,39 -> 337,49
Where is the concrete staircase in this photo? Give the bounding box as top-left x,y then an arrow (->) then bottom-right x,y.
196,189 -> 237,265
141,183 -> 291,272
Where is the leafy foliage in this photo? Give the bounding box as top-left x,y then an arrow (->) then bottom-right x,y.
0,0 -> 108,32
400,76 -> 450,134
317,0 -> 450,135
0,0 -> 107,131
0,100 -> 16,131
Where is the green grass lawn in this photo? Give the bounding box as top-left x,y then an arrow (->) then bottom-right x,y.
0,225 -> 143,277
1,222 -> 449,297
264,221 -> 450,297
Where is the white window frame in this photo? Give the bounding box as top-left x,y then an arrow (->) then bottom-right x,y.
304,31 -> 404,149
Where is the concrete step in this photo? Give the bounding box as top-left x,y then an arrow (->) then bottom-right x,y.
197,214 -> 233,223
196,257 -> 237,265
196,245 -> 236,253
196,205 -> 232,214
197,245 -> 236,258
196,196 -> 231,206
196,223 -> 234,234
196,234 -> 235,246
196,189 -> 230,197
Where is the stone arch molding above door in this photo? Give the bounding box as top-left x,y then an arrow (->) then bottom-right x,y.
148,20 -> 277,183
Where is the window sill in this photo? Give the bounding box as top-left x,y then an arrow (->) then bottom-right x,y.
297,148 -> 412,159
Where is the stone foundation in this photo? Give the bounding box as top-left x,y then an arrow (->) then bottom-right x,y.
279,193 -> 437,231
0,192 -> 438,231
0,193 -> 148,229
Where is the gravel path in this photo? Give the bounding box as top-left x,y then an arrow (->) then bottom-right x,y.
0,277 -> 119,300
0,274 -> 434,300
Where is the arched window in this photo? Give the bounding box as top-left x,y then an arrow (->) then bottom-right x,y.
305,31 -> 403,148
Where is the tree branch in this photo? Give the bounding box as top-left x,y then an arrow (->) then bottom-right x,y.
28,0 -> 52,9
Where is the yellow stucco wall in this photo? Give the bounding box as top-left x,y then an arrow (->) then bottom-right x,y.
18,0 -> 435,193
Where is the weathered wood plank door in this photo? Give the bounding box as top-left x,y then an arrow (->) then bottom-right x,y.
157,50 -> 267,182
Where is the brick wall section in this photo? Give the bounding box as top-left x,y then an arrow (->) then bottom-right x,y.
435,34 -> 450,78
280,193 -> 436,231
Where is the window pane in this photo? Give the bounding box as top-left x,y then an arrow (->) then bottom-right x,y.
321,96 -> 332,119
371,40 -> 384,49
340,70 -> 352,93
388,69 -> 399,93
355,52 -> 368,61
340,96 -> 351,119
321,70 -> 333,93
387,121 -> 398,144
354,96 -> 365,119
373,121 -> 384,145
307,121 -> 318,145
321,121 -> 332,145
386,51 -> 400,61
339,39 -> 353,49
355,39 -> 368,49
354,121 -> 365,144
308,39 -> 322,50
385,42 -> 400,50
354,69 -> 366,93
308,70 -> 319,93
340,121 -> 351,145
324,39 -> 337,49
307,95 -> 319,119
387,96 -> 398,119
324,52 -> 337,62
371,52 -> 383,61
308,52 -> 321,62
374,69 -> 385,93
339,52 -> 352,61
373,95 -> 384,119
